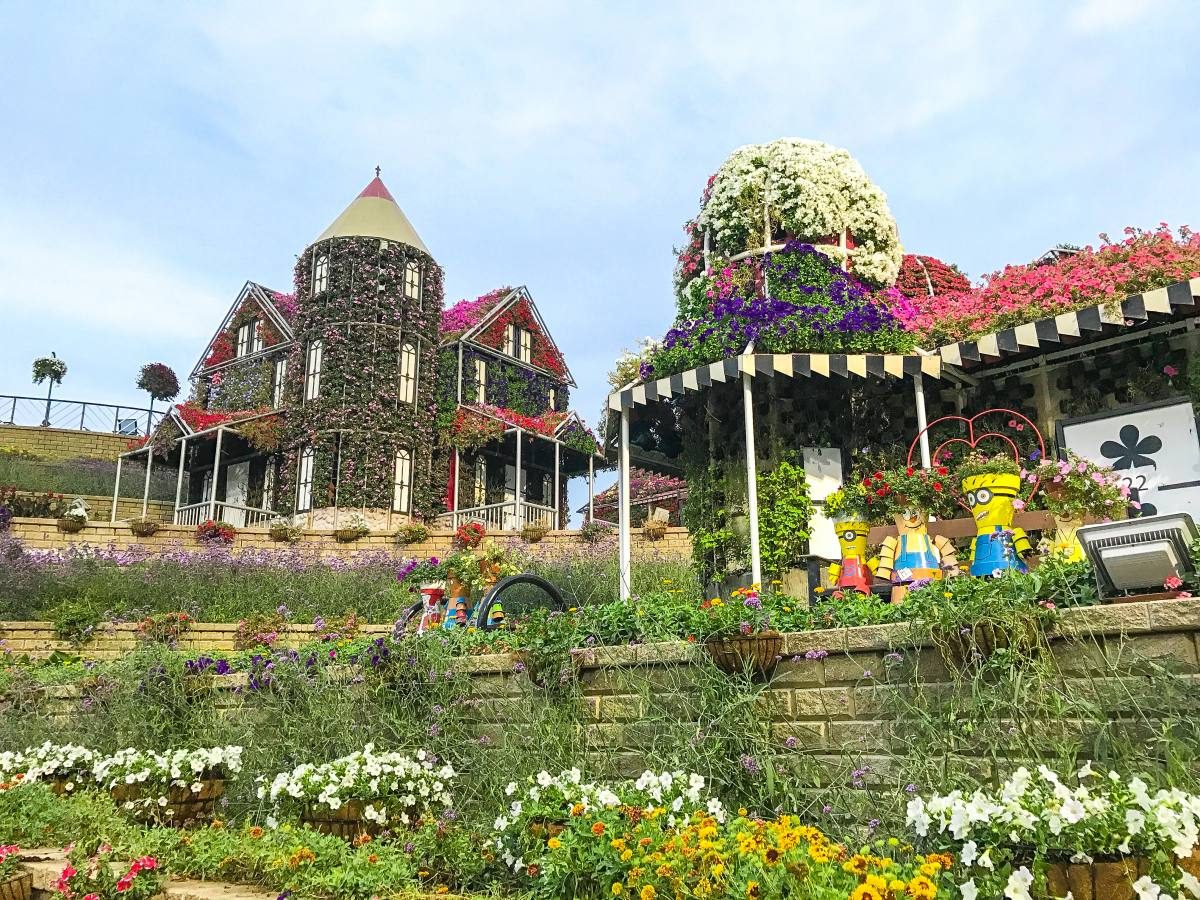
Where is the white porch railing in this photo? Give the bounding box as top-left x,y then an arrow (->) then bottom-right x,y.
175,501 -> 277,528
435,500 -> 557,532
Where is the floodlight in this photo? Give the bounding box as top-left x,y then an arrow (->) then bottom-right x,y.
1076,513 -> 1198,598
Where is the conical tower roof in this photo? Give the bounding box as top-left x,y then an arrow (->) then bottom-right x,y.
314,173 -> 429,254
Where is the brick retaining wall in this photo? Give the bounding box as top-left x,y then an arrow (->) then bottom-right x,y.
0,424 -> 131,461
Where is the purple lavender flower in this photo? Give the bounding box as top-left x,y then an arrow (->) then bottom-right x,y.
804,648 -> 829,661
739,754 -> 760,774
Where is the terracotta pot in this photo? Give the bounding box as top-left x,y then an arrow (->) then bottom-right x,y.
705,631 -> 783,678
1044,857 -> 1146,900
0,872 -> 32,900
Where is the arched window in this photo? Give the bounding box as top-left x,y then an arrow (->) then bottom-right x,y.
392,448 -> 412,513
474,456 -> 487,505
398,341 -> 418,405
404,261 -> 421,303
296,446 -> 315,512
313,254 -> 329,295
272,358 -> 288,407
304,340 -> 323,402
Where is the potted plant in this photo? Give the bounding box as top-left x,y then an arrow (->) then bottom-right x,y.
455,520 -> 486,549
822,483 -> 876,595
1030,452 -> 1129,562
94,745 -> 243,827
643,520 -> 668,541
195,520 -> 236,545
0,844 -> 30,900
956,453 -> 1036,577
56,497 -> 89,534
31,352 -> 67,428
134,362 -> 180,438
521,521 -> 549,543
5,743 -> 98,795
129,516 -> 159,538
579,520 -> 612,543
258,746 -> 456,838
333,513 -> 370,543
50,845 -> 162,900
267,516 -> 303,543
864,467 -> 960,604
908,764 -> 1200,900
396,523 -> 429,545
699,585 -> 782,678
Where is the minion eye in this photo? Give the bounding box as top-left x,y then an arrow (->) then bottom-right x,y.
842,530 -> 856,541
966,491 -> 977,506
976,488 -> 993,505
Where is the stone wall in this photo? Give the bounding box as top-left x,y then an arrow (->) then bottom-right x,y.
6,517 -> 692,560
0,424 -> 131,461
8,599 -> 1199,781
8,492 -> 174,523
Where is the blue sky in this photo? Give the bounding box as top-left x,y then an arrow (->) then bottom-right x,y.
2,1 -> 1198,511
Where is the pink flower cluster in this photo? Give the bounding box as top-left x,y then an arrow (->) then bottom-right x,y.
893,224 -> 1200,345
440,286 -> 514,335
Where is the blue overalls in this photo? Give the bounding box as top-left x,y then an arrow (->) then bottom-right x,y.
970,526 -> 1028,577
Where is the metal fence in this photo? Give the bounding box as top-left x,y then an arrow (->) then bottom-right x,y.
0,395 -> 164,437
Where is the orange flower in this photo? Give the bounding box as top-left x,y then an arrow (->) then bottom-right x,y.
248,826 -> 264,839
353,833 -> 373,847
592,822 -> 607,836
367,854 -> 378,865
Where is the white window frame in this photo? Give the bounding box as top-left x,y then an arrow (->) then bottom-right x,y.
542,472 -> 553,505
313,254 -> 329,295
392,448 -> 413,513
404,260 -> 421,302
304,340 -> 323,402
474,357 -> 487,405
548,387 -> 556,410
262,459 -> 277,510
505,324 -> 517,357
296,446 -> 315,512
398,341 -> 418,406
272,358 -> 288,408
251,322 -> 265,354
519,327 -> 532,363
474,456 -> 487,505
236,322 -> 252,357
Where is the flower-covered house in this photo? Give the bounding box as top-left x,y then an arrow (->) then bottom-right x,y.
117,173 -> 601,531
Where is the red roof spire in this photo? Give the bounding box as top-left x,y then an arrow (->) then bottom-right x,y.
358,168 -> 394,201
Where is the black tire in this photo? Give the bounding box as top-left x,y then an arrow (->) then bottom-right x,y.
394,600 -> 425,636
474,574 -> 569,630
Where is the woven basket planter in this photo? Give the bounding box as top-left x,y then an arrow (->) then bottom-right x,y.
938,619 -> 1041,673
301,800 -> 387,839
643,522 -> 667,542
0,872 -> 31,900
111,778 -> 225,826
56,517 -> 86,534
130,520 -> 160,538
1044,857 -> 1147,900
705,631 -> 783,678
333,528 -> 365,543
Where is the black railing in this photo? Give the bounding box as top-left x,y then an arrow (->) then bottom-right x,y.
0,395 -> 165,437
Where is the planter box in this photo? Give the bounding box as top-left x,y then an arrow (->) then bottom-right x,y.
1045,857 -> 1146,900
302,800 -> 383,839
0,872 -> 31,900
111,778 -> 225,826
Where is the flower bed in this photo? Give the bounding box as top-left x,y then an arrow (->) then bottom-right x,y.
93,745 -> 243,825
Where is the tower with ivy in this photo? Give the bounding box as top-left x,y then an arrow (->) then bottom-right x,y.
275,173 -> 445,525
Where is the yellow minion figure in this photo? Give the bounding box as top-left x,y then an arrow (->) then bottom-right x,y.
875,508 -> 960,604
962,470 -> 1033,577
828,519 -> 877,594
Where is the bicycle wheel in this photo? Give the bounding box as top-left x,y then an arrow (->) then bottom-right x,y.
474,574 -> 569,631
394,600 -> 425,637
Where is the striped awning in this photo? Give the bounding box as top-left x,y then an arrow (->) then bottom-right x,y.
607,352 -> 943,411
938,277 -> 1200,369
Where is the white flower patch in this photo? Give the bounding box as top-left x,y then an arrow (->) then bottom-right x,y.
92,745 -> 242,811
1,742 -> 99,790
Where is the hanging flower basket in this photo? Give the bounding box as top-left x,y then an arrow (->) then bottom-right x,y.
333,528 -> 365,543
56,516 -> 86,534
0,872 -> 32,900
110,779 -> 226,827
936,619 -> 1042,673
269,521 -> 302,543
705,631 -> 783,677
521,523 -> 549,543
643,521 -> 668,542
1044,857 -> 1147,900
129,518 -> 159,538
301,800 -> 385,839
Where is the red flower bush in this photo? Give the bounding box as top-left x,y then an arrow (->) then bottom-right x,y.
894,254 -> 970,299
195,520 -> 237,545
455,521 -> 485,548
203,333 -> 234,368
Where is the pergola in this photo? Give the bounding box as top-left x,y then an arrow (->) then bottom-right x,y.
606,351 -> 954,601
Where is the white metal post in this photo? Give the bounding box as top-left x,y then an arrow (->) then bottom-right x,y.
618,408 -> 632,602
913,373 -> 932,469
514,428 -> 523,527
456,344 -> 463,404
173,438 -> 187,524
209,427 -> 224,522
452,448 -> 460,513
110,456 -> 123,523
553,442 -> 560,529
588,456 -> 595,521
140,446 -> 154,518
743,371 -> 762,588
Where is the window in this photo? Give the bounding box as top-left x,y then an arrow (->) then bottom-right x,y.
304,340 -> 323,402
201,471 -> 213,504
296,447 -> 315,512
392,448 -> 412,513
474,357 -> 487,405
519,328 -> 532,363
236,322 -> 253,357
398,341 -> 418,405
548,387 -> 556,410
474,456 -> 487,505
543,473 -> 554,505
251,322 -> 265,354
262,460 -> 277,510
504,324 -> 517,357
272,358 -> 288,407
313,254 -> 329,294
404,261 -> 421,302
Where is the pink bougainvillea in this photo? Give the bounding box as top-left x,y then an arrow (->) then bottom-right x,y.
894,224 -> 1200,345
440,286 -> 514,336
894,254 -> 971,299
271,291 -> 299,322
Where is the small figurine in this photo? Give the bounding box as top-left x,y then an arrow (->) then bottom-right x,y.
864,468 -> 960,604
958,457 -> 1034,577
823,485 -> 877,595
1028,452 -> 1129,563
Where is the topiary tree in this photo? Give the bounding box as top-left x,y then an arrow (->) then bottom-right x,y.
32,352 -> 67,426
136,362 -> 180,436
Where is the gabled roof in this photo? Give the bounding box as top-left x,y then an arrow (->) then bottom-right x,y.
190,281 -> 296,378
313,175 -> 430,254
442,285 -> 576,386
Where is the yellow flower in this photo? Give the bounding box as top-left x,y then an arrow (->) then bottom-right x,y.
640,887 -> 656,900
908,875 -> 938,900
943,591 -> 953,598
746,882 -> 761,898
547,837 -> 562,850
738,807 -> 748,817
611,884 -> 623,896
849,885 -> 885,900
711,863 -> 725,879
887,837 -> 899,847
920,860 -> 942,877
890,880 -> 907,892
621,849 -> 632,861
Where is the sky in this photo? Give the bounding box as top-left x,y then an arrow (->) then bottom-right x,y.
2,0 -> 1198,516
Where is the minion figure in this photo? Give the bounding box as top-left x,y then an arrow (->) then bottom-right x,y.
828,519 -> 877,595
876,508 -> 960,604
962,472 -> 1034,577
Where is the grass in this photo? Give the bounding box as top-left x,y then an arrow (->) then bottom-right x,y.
0,451 -> 176,500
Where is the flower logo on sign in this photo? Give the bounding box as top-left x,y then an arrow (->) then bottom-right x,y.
1100,424 -> 1162,470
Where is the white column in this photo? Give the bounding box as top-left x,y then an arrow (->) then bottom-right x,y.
514,428 -> 523,527
110,456 -> 123,523
913,373 -> 932,469
209,427 -> 224,521
588,456 -> 595,521
456,344 -> 464,404
173,438 -> 187,524
553,442 -> 560,529
452,448 -> 461,514
618,408 -> 631,602
743,371 -> 762,588
140,446 -> 154,518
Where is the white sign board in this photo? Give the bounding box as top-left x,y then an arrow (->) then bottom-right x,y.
1057,400 -> 1200,519
801,447 -> 843,560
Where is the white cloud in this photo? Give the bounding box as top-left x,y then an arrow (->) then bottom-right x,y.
1068,0 -> 1160,33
